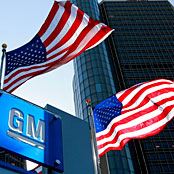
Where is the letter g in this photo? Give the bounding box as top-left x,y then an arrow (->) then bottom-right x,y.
8,108 -> 24,133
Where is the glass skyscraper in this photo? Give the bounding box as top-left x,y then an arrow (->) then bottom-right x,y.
73,0 -> 174,173
72,0 -> 135,173
100,0 -> 174,90
99,0 -> 174,173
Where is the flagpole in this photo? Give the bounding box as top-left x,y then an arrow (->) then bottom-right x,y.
0,44 -> 7,89
86,99 -> 101,174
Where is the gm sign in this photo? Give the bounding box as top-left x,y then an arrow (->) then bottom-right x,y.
0,91 -> 63,172
8,108 -> 45,149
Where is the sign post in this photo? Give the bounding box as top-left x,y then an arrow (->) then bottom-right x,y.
0,44 -> 7,89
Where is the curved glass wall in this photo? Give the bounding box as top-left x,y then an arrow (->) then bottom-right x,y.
72,0 -> 135,173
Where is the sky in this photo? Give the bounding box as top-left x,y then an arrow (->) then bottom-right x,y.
0,0 -> 75,116
0,0 -> 174,170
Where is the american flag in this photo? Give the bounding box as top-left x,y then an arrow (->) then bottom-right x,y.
93,79 -> 174,157
4,0 -> 113,93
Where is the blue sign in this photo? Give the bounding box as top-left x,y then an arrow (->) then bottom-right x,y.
0,90 -> 63,172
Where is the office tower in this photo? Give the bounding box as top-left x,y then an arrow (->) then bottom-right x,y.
73,0 -> 174,173
72,0 -> 135,173
99,0 -> 174,173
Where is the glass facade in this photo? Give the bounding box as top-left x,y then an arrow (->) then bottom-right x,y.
100,0 -> 174,90
72,0 -> 116,121
99,0 -> 174,173
72,0 -> 135,173
0,148 -> 26,169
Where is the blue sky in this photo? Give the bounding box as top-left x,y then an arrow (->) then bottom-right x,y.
0,0 -> 75,115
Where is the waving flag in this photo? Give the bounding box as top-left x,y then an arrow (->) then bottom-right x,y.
93,79 -> 174,157
4,1 -> 113,93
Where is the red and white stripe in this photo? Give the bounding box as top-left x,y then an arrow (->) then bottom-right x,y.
33,165 -> 42,174
4,1 -> 113,93
97,79 -> 174,157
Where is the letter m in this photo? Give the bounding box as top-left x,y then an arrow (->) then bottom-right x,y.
26,115 -> 45,142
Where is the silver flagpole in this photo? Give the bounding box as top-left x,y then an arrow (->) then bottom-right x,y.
0,44 -> 7,89
86,99 -> 101,174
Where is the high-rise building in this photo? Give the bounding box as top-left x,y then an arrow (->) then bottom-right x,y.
99,0 -> 174,173
73,0 -> 174,173
72,0 -> 135,173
